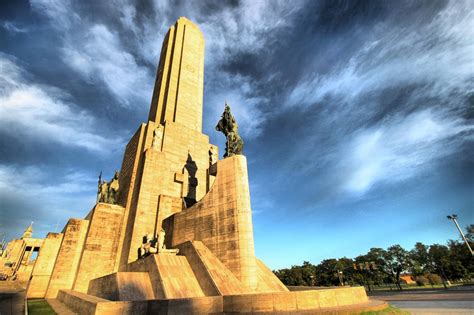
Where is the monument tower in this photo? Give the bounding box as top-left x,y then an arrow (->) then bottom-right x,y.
24,17 -> 378,314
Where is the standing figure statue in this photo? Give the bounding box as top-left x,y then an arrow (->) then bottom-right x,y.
97,171 -> 120,205
215,102 -> 244,157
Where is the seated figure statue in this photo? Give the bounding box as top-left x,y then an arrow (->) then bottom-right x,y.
138,229 -> 179,259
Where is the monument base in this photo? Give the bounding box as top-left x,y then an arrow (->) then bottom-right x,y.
51,287 -> 387,314
47,245 -> 386,314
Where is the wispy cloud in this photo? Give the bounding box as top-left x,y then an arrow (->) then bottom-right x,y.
279,0 -> 474,198
1,21 -> 28,33
341,109 -> 473,195
287,1 -> 474,108
30,0 -> 306,137
61,24 -> 151,106
0,163 -> 96,240
0,54 -> 121,153
31,0 -> 152,108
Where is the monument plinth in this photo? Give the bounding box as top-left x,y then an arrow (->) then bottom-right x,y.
22,17 -> 386,314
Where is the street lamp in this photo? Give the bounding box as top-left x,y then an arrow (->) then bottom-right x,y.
337,270 -> 344,286
447,214 -> 473,255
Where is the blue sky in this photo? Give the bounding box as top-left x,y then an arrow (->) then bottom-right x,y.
0,0 -> 473,269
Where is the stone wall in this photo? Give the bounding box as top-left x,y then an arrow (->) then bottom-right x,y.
73,204 -> 125,293
45,219 -> 89,298
27,233 -> 63,298
170,155 -> 258,290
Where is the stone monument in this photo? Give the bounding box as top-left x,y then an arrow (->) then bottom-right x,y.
22,17 -> 386,314
0,223 -> 43,282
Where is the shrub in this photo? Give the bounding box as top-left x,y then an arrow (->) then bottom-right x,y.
427,273 -> 443,285
415,275 -> 429,286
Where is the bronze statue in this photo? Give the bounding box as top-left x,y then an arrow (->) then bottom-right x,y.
97,171 -> 120,204
215,102 -> 243,157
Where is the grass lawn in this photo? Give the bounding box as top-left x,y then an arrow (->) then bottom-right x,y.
27,299 -> 56,315
360,304 -> 410,314
369,283 -> 460,291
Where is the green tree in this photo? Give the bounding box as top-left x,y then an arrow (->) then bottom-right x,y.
409,242 -> 431,275
315,259 -> 340,286
384,245 -> 410,290
465,224 -> 474,242
274,261 -> 317,286
446,240 -> 472,280
428,244 -> 449,288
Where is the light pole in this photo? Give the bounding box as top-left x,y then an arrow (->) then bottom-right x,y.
447,214 -> 473,256
337,270 -> 344,286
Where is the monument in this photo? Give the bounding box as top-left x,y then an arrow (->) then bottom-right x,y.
0,223 -> 43,282
22,17 -> 386,314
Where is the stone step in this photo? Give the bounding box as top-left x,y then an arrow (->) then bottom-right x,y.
46,298 -> 77,315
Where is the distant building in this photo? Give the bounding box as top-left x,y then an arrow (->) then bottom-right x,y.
0,223 -> 43,281
399,274 -> 416,285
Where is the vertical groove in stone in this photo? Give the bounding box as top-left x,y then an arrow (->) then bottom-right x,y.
173,24 -> 186,123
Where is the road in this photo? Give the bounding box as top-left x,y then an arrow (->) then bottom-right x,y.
369,287 -> 474,315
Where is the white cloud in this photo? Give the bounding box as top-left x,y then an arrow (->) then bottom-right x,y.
287,0 -> 474,108
0,54 -> 120,153
0,164 -> 94,196
1,21 -> 28,33
31,0 -> 152,108
30,0 -> 306,137
342,109 -> 473,195
0,163 -> 97,238
61,24 -> 151,106
277,1 -> 474,198
206,74 -> 267,139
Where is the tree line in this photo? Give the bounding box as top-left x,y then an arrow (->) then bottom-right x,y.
274,225 -> 473,291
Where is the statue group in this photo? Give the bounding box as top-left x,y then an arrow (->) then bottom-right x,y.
97,171 -> 120,204
216,103 -> 244,158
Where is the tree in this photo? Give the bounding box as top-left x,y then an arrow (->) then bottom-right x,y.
446,240 -> 472,280
353,254 -> 381,291
465,224 -> 474,242
315,259 -> 341,286
384,245 -> 410,290
274,261 -> 317,286
428,244 -> 449,288
409,242 -> 431,276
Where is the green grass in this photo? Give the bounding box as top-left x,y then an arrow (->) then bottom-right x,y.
369,283 -> 461,291
360,304 -> 411,315
27,299 -> 56,315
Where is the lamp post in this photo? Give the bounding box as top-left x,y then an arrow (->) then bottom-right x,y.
447,214 -> 473,256
337,270 -> 344,286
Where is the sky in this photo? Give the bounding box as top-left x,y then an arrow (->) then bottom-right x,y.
0,0 -> 473,269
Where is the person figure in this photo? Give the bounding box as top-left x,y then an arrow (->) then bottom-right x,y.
209,145 -> 218,165
107,171 -> 120,204
98,180 -> 109,203
158,228 -> 166,252
152,125 -> 163,150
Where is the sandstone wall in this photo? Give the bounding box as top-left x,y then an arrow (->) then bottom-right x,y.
27,233 -> 63,298
73,204 -> 125,293
45,219 -> 89,298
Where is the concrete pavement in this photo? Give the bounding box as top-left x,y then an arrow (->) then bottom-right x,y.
0,281 -> 26,315
369,287 -> 474,315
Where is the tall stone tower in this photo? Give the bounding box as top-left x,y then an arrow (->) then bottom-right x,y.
114,17 -> 217,270
148,17 -> 205,132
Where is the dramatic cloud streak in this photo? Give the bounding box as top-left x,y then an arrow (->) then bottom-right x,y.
0,54 -> 120,153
